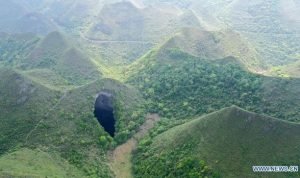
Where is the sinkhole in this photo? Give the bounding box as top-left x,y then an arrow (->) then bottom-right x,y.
94,92 -> 115,137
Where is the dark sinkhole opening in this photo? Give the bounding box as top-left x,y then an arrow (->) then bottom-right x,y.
94,92 -> 115,137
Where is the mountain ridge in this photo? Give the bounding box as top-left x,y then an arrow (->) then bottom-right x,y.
134,105 -> 300,177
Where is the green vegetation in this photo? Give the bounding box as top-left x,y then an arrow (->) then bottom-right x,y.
83,1 -> 205,66
221,0 -> 300,67
86,1 -> 200,42
0,1 -> 299,177
0,68 -> 60,155
0,33 -> 39,66
0,148 -> 85,178
127,48 -> 300,121
156,28 -> 262,70
0,67 -> 146,177
21,69 -> 73,91
145,0 -> 300,69
0,68 -> 110,177
271,60 -> 300,78
22,31 -> 101,87
133,143 -> 218,178
242,32 -> 300,70
133,106 -> 300,178
0,32 -> 102,90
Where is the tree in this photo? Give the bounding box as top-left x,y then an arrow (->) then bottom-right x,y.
99,136 -> 108,147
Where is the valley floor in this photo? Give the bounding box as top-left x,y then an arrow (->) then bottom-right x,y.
108,114 -> 160,178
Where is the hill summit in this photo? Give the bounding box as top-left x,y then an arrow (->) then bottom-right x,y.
157,28 -> 262,70
23,31 -> 101,88
134,106 -> 300,178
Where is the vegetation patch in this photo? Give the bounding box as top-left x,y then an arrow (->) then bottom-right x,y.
133,106 -> 300,178
127,48 -> 300,121
0,148 -> 85,178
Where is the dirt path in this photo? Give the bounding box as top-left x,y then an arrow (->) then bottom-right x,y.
109,114 -> 160,178
80,33 -> 156,45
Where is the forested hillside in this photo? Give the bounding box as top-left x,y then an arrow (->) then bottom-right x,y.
133,106 -> 300,178
0,0 -> 299,178
127,48 -> 300,121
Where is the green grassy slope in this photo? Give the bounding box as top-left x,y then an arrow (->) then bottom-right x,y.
142,0 -> 300,70
24,77 -> 146,147
156,28 -> 262,70
83,1 -> 205,65
0,31 -> 101,89
0,68 -> 60,155
269,60 -> 300,78
127,48 -> 300,121
0,33 -> 39,67
283,60 -> 300,78
86,1 -> 145,41
21,69 -> 72,91
86,1 -> 198,42
220,0 -> 300,34
0,148 -> 85,178
133,106 -> 300,178
21,31 -> 101,88
199,0 -> 300,67
0,66 -> 146,177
